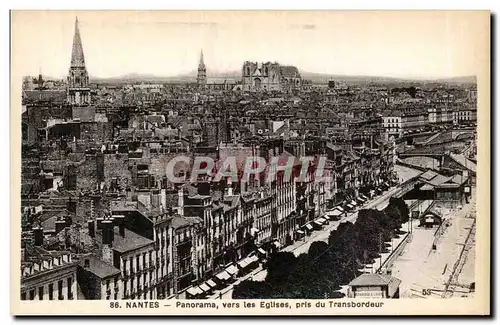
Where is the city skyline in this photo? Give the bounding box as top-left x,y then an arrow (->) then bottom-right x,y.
12,10 -> 488,80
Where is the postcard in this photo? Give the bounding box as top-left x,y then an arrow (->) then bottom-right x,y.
10,10 -> 490,316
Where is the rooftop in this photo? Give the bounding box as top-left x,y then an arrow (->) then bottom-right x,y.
79,254 -> 121,279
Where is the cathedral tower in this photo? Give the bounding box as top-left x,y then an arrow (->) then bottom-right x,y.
197,49 -> 207,88
67,17 -> 91,105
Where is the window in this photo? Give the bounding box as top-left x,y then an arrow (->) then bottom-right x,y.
38,286 -> 44,300
58,280 -> 63,299
67,277 -> 73,299
48,284 -> 54,300
136,256 -> 140,271
29,289 -> 35,300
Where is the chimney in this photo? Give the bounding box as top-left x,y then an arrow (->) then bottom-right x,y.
55,217 -> 66,234
198,182 -> 210,196
87,220 -> 95,238
178,187 -> 184,216
102,244 -> 113,266
84,258 -> 90,269
151,189 -> 160,209
101,220 -> 114,246
113,215 -> 126,237
33,227 -> 43,246
96,217 -> 105,230
226,178 -> 233,197
160,188 -> 167,211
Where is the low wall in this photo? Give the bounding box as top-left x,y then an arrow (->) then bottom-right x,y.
377,232 -> 411,273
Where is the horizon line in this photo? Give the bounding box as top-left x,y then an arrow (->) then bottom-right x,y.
24,70 -> 477,82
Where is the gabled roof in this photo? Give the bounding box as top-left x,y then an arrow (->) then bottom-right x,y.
96,228 -> 154,254
79,254 -> 121,279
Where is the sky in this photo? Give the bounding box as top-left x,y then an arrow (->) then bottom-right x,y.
11,10 -> 489,79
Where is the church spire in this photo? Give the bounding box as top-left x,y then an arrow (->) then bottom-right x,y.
70,17 -> 86,68
198,49 -> 205,69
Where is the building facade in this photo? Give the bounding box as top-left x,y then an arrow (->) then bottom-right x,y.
241,62 -> 302,92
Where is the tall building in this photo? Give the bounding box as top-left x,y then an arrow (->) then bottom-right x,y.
67,17 -> 91,106
197,49 -> 207,89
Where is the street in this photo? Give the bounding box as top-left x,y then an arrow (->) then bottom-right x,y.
210,185 -> 403,299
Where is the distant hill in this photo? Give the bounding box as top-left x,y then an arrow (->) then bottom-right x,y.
77,71 -> 477,86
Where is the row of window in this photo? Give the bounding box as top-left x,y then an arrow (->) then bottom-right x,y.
21,277 -> 73,300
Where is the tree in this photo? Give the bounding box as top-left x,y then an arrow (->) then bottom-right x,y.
232,281 -> 272,299
266,252 -> 298,284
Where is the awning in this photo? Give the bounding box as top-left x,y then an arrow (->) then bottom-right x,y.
351,200 -> 357,206
357,197 -> 366,203
296,230 -> 305,235
420,184 -> 434,191
314,220 -> 323,226
323,215 -> 331,221
273,241 -> 282,249
237,258 -> 249,269
225,264 -> 238,276
257,248 -> 267,255
346,204 -> 354,209
318,217 -> 327,223
206,280 -> 217,288
305,224 -> 313,231
199,283 -> 211,292
336,206 -> 345,212
215,271 -> 231,281
384,182 -> 390,187
248,255 -> 259,263
328,209 -> 343,217
360,194 -> 369,200
186,286 -> 202,296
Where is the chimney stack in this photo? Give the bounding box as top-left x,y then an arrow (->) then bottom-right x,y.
101,219 -> 114,246
55,217 -> 66,234
88,219 -> 95,238
84,258 -> 90,269
198,182 -> 210,196
178,187 -> 184,216
151,189 -> 160,209
96,217 -> 105,230
113,215 -> 126,237
33,227 -> 43,246
226,178 -> 233,196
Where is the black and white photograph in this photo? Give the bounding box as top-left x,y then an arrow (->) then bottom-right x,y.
10,10 -> 490,316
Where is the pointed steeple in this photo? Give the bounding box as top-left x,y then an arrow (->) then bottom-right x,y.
70,17 -> 86,68
198,49 -> 205,70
